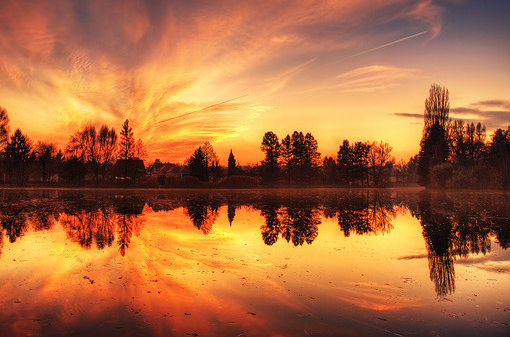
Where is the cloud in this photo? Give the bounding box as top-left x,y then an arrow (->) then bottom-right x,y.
0,0 -> 446,161
335,65 -> 419,93
450,100 -> 510,130
394,113 -> 423,119
394,100 -> 510,131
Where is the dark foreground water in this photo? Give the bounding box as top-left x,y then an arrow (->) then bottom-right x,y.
0,188 -> 509,336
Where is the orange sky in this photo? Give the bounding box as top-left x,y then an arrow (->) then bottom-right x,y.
0,0 -> 509,164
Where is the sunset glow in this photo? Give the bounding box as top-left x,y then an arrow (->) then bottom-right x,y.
1,0 -> 509,163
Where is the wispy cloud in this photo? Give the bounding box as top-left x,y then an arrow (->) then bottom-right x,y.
450,100 -> 510,130
336,65 -> 419,93
0,0 -> 446,161
342,31 -> 428,60
394,100 -> 510,131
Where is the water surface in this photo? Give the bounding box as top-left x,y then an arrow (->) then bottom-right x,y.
0,188 -> 509,336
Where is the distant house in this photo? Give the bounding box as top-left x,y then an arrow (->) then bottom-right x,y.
153,163 -> 189,178
148,161 -> 190,185
112,159 -> 147,180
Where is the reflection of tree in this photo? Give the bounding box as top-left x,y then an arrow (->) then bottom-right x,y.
184,199 -> 219,235
281,207 -> 320,246
491,218 -> 510,249
336,194 -> 396,237
117,214 -> 144,257
59,207 -> 144,256
96,208 -> 116,250
227,201 -> 236,226
259,201 -> 320,246
417,194 -> 456,297
411,192 -> 510,297
0,229 -> 4,261
260,202 -> 283,246
60,211 -> 97,249
1,212 -> 28,243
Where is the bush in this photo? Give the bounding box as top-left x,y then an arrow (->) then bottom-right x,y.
178,176 -> 207,188
430,163 -> 454,188
216,175 -> 260,188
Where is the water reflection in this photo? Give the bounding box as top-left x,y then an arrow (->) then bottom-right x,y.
411,191 -> 510,297
1,189 -> 509,299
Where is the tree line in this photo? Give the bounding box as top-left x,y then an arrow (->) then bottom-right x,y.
0,107 -> 146,185
416,84 -> 510,189
2,82 -> 509,188
259,131 -> 394,186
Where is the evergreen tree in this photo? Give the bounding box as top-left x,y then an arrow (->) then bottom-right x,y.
119,119 -> 135,160
5,129 -> 32,185
188,147 -> 208,181
337,140 -> 353,185
260,131 -> 280,183
228,149 -> 236,176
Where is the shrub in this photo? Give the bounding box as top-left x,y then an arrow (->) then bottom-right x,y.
216,175 -> 260,188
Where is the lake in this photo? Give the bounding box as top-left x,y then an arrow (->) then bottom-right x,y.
0,188 -> 509,336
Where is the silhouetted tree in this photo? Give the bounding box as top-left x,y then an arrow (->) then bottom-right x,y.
5,129 -> 32,185
0,107 -> 9,150
188,147 -> 208,181
119,119 -> 135,160
67,125 -> 103,180
98,125 -> 117,180
337,140 -> 371,186
488,127 -> 510,187
418,84 -> 450,186
63,156 -> 87,184
337,140 -> 353,185
228,149 -> 236,176
284,131 -> 321,184
135,138 -> 147,160
261,131 -> 280,183
368,141 -> 394,186
34,142 -> 57,183
322,156 -> 337,185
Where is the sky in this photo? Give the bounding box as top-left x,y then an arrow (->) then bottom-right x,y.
0,0 -> 509,164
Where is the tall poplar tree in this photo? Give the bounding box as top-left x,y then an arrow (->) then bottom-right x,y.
417,84 -> 451,186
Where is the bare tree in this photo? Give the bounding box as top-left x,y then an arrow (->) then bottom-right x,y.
135,138 -> 147,160
424,84 -> 450,133
98,125 -> 117,180
368,141 -> 394,186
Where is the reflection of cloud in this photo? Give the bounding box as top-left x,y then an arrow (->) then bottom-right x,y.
342,282 -> 424,311
398,253 -> 428,260
0,0 -> 445,161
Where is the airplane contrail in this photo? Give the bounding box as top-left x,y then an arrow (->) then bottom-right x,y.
343,30 -> 428,60
152,94 -> 248,126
